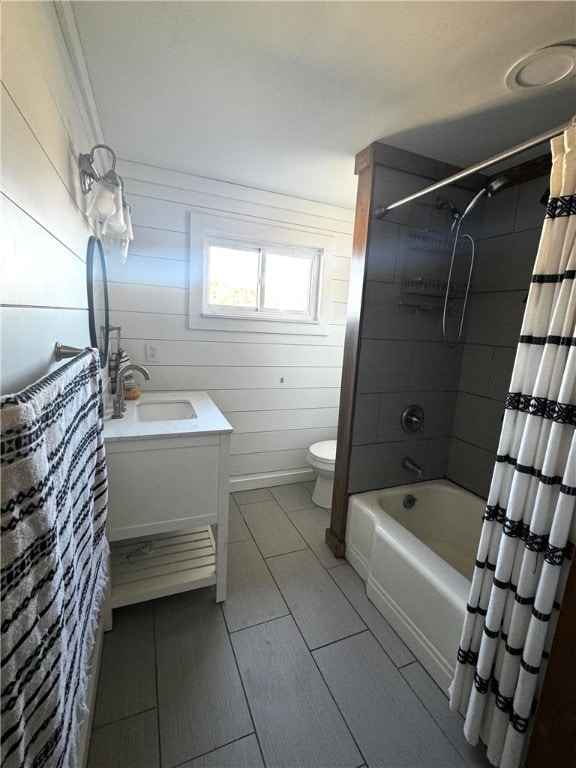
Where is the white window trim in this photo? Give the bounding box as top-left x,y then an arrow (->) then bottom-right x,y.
189,210 -> 335,336
202,234 -> 323,324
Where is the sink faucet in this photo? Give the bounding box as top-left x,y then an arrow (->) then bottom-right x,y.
112,364 -> 151,419
402,457 -> 425,480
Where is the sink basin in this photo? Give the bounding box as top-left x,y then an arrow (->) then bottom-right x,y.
135,399 -> 197,422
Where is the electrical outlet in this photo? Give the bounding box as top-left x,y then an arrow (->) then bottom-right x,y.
145,342 -> 159,362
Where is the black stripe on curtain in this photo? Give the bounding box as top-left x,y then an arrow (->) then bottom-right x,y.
532,270 -> 576,283
505,393 -> 576,425
546,193 -> 576,218
518,334 -> 576,346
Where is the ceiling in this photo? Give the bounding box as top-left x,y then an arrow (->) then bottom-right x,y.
72,1 -> 575,209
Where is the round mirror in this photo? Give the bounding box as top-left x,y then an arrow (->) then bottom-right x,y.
87,236 -> 109,368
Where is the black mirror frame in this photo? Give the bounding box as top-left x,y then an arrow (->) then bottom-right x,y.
86,235 -> 109,369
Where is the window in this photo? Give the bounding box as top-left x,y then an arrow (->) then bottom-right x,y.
203,236 -> 322,323
188,211 -> 335,336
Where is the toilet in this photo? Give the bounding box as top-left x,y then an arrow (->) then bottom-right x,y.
306,440 -> 337,509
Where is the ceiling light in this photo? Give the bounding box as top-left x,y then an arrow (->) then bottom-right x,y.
506,45 -> 576,92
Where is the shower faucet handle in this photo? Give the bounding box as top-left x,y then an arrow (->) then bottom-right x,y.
401,405 -> 424,433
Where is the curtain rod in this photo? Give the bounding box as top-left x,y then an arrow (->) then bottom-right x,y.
373,116 -> 575,219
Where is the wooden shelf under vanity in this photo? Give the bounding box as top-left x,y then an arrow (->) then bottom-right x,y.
108,526 -> 217,609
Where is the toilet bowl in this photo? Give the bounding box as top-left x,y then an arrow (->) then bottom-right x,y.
306,440 -> 337,509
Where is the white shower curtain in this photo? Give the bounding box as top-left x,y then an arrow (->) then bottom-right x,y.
449,123 -> 576,768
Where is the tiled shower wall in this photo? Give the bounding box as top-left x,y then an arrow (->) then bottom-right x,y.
447,174 -> 548,496
348,163 -> 548,498
348,165 -> 474,492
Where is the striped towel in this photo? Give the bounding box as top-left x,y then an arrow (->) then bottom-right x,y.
1,349 -> 109,768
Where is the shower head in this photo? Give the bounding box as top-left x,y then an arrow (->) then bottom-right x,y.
486,176 -> 509,196
458,175 -> 510,226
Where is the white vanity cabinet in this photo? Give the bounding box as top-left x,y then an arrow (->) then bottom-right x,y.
103,391 -> 232,619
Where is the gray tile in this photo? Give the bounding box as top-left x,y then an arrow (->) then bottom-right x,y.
232,487 -> 272,505
303,480 -> 316,493
270,482 -> 314,512
180,735 -> 264,768
410,342 -> 463,391
348,439 -> 428,493
424,436 -> 451,479
88,710 -> 159,768
238,499 -> 307,558
377,390 -> 457,443
287,506 -> 342,568
155,601 -> 252,767
401,663 -> 491,768
459,344 -> 492,396
314,632 -> 466,768
352,394 -> 380,445
223,539 -> 288,632
515,177 -> 548,232
154,585 -> 216,612
228,496 -> 252,543
93,603 -> 156,728
373,166 -> 433,228
329,564 -> 414,668
487,346 -> 516,402
357,339 -> 413,394
474,229 -> 539,292
366,219 -> 400,283
231,616 -> 362,768
447,438 -> 495,498
465,291 -> 526,347
267,548 -> 365,649
362,282 -> 444,342
480,185 -> 519,239
452,392 -> 503,453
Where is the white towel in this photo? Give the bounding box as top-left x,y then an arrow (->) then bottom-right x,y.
1,349 -> 109,768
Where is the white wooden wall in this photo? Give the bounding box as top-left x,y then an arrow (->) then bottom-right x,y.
109,162 -> 354,487
1,2 -> 99,394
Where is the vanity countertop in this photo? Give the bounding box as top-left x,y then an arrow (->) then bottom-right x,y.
103,390 -> 232,442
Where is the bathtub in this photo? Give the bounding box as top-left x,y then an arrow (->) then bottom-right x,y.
346,480 -> 484,694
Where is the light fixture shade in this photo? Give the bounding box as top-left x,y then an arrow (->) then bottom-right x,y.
101,231 -> 130,264
85,170 -> 125,230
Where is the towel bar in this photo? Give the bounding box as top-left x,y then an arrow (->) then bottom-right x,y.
54,343 -> 85,361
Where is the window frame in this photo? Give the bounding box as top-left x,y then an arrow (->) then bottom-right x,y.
188,210 -> 335,337
202,234 -> 323,324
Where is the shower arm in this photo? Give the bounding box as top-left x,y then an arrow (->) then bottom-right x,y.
373,117 -> 574,219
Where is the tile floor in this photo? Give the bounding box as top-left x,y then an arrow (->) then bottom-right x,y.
87,482 -> 490,768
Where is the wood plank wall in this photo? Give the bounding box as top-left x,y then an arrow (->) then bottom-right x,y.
109,160 -> 354,488
1,2 -> 97,394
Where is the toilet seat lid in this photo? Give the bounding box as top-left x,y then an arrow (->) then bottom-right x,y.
309,440 -> 336,462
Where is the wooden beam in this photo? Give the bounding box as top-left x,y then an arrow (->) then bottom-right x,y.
489,154 -> 551,188
326,164 -> 375,558
355,141 -> 486,190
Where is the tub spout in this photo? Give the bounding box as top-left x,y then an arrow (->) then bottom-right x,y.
402,457 -> 425,480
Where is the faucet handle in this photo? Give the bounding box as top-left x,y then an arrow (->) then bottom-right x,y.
401,405 -> 424,433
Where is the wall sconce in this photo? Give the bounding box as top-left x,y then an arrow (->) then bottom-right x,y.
79,144 -> 133,263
